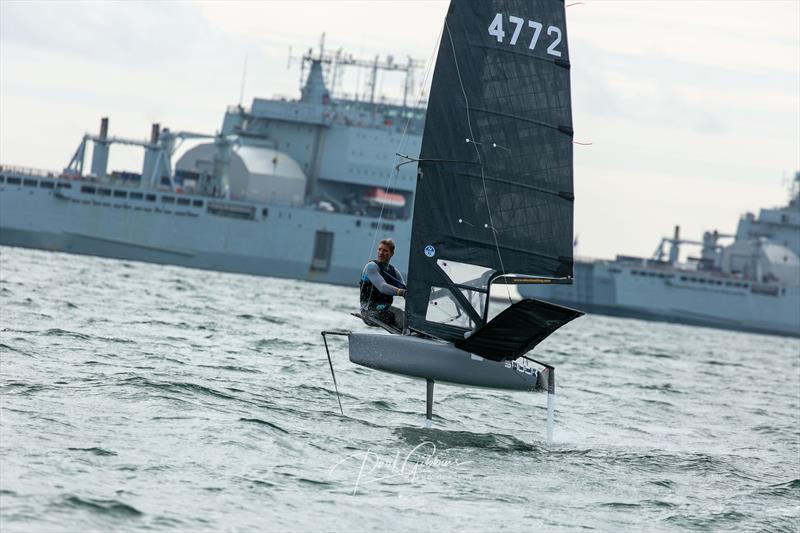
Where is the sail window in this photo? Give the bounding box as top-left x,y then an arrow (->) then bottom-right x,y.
425,287 -> 477,330
261,207 -> 268,218
0,176 -> 4,183
162,196 -> 175,204
40,181 -> 55,189
436,259 -> 493,290
193,200 -> 204,208
145,194 -> 156,202
6,177 -> 20,185
177,198 -> 190,206
23,179 -> 37,187
113,190 -> 127,198
310,231 -> 334,271
81,185 -> 95,194
129,192 -> 143,200
97,188 -> 111,196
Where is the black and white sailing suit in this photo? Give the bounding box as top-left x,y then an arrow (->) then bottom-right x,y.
359,260 -> 406,328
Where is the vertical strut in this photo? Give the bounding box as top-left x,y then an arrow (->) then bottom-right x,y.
426,379 -> 434,421
523,356 -> 557,445
546,367 -> 555,444
321,330 -> 349,416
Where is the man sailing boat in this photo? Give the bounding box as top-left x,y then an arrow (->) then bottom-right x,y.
359,238 -> 406,330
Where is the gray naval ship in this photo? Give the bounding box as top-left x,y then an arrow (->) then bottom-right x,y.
0,46 -> 424,285
520,173 -> 800,338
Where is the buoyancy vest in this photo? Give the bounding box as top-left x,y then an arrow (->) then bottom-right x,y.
359,260 -> 406,309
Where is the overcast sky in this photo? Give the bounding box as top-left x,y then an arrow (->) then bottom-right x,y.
1,1 -> 798,260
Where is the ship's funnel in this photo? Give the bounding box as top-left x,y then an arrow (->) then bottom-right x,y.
90,117 -> 110,178
143,123 -> 162,186
669,225 -> 681,264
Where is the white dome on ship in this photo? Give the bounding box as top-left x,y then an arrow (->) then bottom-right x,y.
176,143 -> 306,206
721,239 -> 800,286
760,241 -> 800,286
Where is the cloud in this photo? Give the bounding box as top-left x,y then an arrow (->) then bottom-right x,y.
0,1 -> 223,68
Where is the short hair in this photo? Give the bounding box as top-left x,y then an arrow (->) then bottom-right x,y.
379,238 -> 396,253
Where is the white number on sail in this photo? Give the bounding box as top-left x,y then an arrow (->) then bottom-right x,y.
547,26 -> 562,57
488,15 -> 562,57
528,20 -> 543,50
488,13 -> 505,42
508,16 -> 525,45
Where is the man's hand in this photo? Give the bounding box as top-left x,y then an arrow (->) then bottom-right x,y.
397,288 -> 407,297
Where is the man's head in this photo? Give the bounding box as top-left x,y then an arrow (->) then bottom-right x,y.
376,238 -> 395,264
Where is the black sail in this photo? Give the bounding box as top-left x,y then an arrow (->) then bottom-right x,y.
406,0 -> 576,339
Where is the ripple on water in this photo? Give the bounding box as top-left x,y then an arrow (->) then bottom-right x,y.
1,382 -> 51,395
239,418 -> 290,434
394,427 -> 543,453
753,478 -> 800,499
57,495 -> 142,518
66,447 -> 117,457
117,376 -> 242,403
42,328 -> 92,341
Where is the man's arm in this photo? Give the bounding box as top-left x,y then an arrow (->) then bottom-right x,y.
365,263 -> 405,296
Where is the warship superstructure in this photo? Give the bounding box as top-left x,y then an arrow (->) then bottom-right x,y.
520,173 -> 800,337
0,46 -> 424,285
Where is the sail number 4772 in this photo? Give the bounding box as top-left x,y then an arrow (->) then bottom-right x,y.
488,13 -> 562,57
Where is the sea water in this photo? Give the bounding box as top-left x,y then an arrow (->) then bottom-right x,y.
1,247 -> 798,532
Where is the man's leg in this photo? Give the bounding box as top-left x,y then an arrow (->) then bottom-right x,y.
361,306 -> 403,334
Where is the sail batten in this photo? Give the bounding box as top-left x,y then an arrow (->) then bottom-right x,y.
454,170 -> 575,199
469,43 -> 571,68
406,0 -> 575,339
469,107 -> 573,133
436,236 -> 571,264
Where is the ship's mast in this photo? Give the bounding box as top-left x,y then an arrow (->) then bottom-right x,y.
295,38 -> 425,108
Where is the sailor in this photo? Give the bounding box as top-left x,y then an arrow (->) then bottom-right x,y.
360,238 -> 406,328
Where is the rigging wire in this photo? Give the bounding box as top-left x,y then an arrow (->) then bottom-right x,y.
363,23 -> 443,266
444,19 -> 513,305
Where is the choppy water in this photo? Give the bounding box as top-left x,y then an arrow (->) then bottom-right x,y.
1,246 -> 798,532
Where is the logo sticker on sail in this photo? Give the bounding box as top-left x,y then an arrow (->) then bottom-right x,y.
424,245 -> 435,258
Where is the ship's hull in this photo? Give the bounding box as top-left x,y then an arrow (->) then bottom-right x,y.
0,173 -> 411,286
520,261 -> 800,338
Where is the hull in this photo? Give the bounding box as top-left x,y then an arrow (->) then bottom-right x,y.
520,260 -> 800,338
0,174 -> 411,286
349,333 -> 546,391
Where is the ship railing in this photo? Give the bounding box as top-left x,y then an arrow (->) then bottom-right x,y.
0,164 -> 61,179
750,283 -> 781,296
